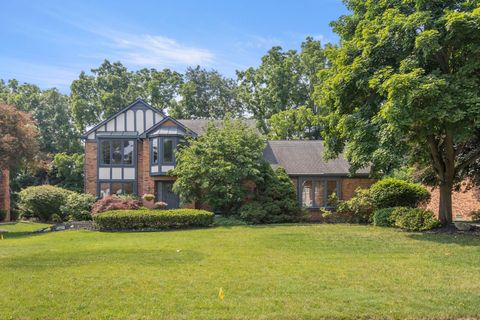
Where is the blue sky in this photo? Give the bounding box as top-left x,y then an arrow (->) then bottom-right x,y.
0,0 -> 348,93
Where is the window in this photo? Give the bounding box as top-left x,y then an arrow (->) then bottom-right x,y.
100,182 -> 110,198
163,138 -> 173,163
301,178 -> 339,208
302,180 -> 313,208
152,138 -> 158,165
111,182 -> 123,195
123,140 -> 134,165
99,182 -> 135,198
99,139 -> 134,166
101,141 -> 110,164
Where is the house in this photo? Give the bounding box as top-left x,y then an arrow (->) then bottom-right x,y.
83,98 -> 374,211
0,169 -> 10,221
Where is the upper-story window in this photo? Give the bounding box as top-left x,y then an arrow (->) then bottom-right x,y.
100,139 -> 135,166
152,138 -> 159,165
163,138 -> 174,163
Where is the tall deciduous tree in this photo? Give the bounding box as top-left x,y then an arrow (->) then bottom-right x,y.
237,37 -> 326,133
268,106 -> 319,140
317,0 -> 480,224
0,104 -> 39,170
172,119 -> 265,213
70,60 -> 183,131
170,66 -> 243,119
0,80 -> 82,154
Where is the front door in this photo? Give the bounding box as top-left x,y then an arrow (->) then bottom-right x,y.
156,181 -> 180,209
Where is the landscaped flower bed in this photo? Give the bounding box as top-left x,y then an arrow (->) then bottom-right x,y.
93,208 -> 214,231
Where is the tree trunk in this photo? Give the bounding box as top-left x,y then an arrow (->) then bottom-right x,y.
438,181 -> 453,225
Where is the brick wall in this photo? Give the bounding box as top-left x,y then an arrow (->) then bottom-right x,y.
0,169 -> 10,221
84,142 -> 97,196
340,178 -> 376,201
137,140 -> 155,196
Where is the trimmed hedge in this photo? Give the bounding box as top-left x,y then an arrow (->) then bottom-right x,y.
370,178 -> 430,208
93,208 -> 214,231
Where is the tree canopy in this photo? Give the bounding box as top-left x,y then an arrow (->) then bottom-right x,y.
316,0 -> 480,224
172,119 -> 265,214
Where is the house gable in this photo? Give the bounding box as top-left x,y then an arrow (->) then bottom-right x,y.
82,98 -> 166,141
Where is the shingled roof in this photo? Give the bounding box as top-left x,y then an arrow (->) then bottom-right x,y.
263,140 -> 370,176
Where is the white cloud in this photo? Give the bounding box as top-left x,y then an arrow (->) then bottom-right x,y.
105,33 -> 215,67
235,35 -> 283,50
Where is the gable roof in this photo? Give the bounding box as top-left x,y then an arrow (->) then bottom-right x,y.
262,140 -> 371,176
82,98 -> 165,138
177,119 -> 258,135
140,116 -> 195,138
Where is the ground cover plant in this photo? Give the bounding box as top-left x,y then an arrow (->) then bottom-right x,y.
0,224 -> 479,319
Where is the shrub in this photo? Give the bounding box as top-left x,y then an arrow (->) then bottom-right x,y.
91,195 -> 141,215
18,185 -> 74,222
369,178 -> 430,208
238,165 -> 305,224
336,188 -> 375,224
213,215 -> 247,226
60,193 -> 96,221
372,207 -> 398,227
93,208 -> 214,231
392,207 -> 440,231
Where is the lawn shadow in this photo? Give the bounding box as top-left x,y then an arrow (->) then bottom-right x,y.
407,232 -> 480,247
0,222 -> 52,240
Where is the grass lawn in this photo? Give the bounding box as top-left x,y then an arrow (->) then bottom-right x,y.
0,223 -> 479,319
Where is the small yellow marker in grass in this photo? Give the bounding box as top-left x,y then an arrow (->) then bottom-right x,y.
218,287 -> 225,300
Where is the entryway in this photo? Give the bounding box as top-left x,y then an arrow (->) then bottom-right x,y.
156,181 -> 180,209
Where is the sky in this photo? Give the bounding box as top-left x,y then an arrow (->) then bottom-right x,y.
0,0 -> 349,93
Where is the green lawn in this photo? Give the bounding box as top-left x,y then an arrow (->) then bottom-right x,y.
0,223 -> 479,319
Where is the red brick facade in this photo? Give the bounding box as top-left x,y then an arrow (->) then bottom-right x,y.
84,142 -> 97,196
0,169 -> 10,221
340,178 -> 376,201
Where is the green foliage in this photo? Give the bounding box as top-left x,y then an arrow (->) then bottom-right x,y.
0,80 -> 81,154
70,60 -> 183,131
237,37 -> 325,134
392,207 -> 441,231
18,185 -> 74,222
0,209 -> 6,221
60,193 -> 96,221
172,119 -> 265,214
372,207 -> 398,227
93,208 -> 214,231
336,188 -> 375,224
268,106 -> 319,140
170,66 -> 243,119
239,164 -> 305,224
370,178 -> 430,209
51,153 -> 84,192
91,195 -> 141,215
317,1 -> 480,224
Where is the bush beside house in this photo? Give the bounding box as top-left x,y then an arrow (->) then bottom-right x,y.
18,185 -> 74,222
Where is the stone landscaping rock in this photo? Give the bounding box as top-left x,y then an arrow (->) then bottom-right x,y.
454,221 -> 473,231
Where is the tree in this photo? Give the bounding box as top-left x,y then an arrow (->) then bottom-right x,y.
0,80 -> 82,154
0,104 -> 39,170
50,153 -> 84,192
170,66 -> 243,119
237,38 -> 326,133
172,119 -> 265,214
70,60 -> 183,131
316,0 -> 480,224
268,106 -> 319,140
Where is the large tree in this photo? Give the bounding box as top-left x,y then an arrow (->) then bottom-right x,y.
0,80 -> 82,154
0,104 -> 39,170
172,119 -> 265,213
317,0 -> 480,224
70,60 -> 183,131
170,66 -> 243,119
237,37 -> 326,133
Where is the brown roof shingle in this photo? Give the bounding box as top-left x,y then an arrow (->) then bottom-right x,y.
263,140 -> 370,176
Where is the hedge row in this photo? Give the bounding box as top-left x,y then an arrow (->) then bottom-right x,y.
93,208 -> 214,231
372,207 -> 440,231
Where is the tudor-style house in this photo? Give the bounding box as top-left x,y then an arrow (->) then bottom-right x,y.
83,98 -> 374,211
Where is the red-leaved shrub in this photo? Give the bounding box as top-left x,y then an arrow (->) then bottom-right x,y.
91,195 -> 141,215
